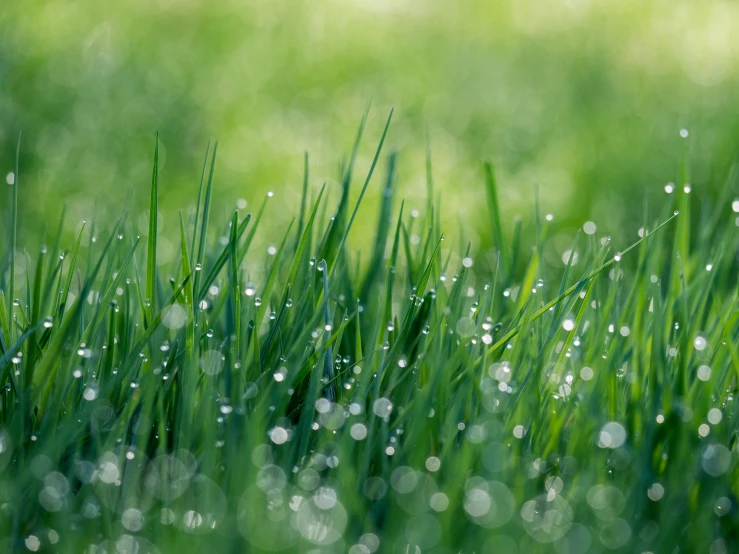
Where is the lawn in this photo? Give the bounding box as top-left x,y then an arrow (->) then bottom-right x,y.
1,110 -> 738,552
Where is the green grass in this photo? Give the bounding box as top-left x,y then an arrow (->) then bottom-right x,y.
1,115 -> 738,554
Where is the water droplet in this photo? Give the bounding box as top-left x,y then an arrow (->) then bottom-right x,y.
694,336 -> 707,351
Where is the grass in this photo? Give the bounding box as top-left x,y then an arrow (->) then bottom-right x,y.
1,113 -> 738,554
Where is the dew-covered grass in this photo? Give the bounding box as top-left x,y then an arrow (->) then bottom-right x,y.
1,112 -> 739,554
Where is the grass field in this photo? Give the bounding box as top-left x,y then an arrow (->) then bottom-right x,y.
1,111 -> 738,553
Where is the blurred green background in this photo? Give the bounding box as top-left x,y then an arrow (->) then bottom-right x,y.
2,0 -> 738,251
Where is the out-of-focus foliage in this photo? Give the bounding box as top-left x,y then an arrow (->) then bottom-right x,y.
2,0 -> 739,241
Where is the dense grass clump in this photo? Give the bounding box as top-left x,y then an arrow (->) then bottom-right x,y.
1,113 -> 738,554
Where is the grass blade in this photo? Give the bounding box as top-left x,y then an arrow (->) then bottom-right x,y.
145,133 -> 159,321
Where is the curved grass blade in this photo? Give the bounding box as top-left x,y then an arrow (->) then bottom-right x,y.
7,133 -> 21,339
328,108 -> 394,279
145,133 -> 159,320
191,138 -> 212,258
194,140 -> 218,296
